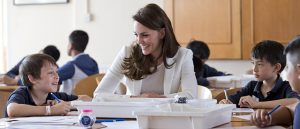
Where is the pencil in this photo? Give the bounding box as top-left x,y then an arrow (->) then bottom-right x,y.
50,92 -> 61,103
267,105 -> 281,115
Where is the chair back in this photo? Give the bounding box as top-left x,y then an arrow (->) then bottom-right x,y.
74,73 -> 104,97
198,86 -> 212,99
214,88 -> 241,102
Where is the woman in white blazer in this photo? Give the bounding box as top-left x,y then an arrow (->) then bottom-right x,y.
94,3 -> 198,99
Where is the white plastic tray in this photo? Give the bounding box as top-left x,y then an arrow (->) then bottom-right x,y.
71,98 -> 173,118
134,104 -> 236,129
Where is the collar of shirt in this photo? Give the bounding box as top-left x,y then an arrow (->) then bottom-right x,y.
72,53 -> 86,60
253,75 -> 283,99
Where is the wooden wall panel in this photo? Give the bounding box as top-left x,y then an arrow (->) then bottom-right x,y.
242,0 -> 300,59
165,0 -> 241,59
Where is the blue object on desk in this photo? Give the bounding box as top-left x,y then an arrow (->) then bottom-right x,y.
50,93 -> 61,103
267,105 -> 281,115
95,118 -> 125,123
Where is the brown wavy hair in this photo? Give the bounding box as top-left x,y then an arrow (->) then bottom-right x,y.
121,3 -> 180,80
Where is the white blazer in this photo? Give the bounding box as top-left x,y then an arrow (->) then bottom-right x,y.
94,46 -> 198,99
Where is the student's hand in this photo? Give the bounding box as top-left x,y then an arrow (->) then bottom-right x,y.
1,75 -> 18,85
219,99 -> 233,104
208,80 -> 216,87
78,95 -> 92,101
50,101 -> 71,116
239,96 -> 258,108
251,109 -> 272,128
46,100 -> 59,106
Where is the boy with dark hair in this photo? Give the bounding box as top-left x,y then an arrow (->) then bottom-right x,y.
0,45 -> 60,85
220,40 -> 299,108
58,30 -> 99,94
43,45 -> 60,61
186,40 -> 228,86
251,36 -> 300,128
5,54 -> 91,117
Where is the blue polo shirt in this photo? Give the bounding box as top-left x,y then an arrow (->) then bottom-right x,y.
228,76 -> 299,107
294,103 -> 300,129
5,86 -> 78,117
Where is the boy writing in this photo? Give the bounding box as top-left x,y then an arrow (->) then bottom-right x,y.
251,36 -> 300,128
219,40 -> 299,108
5,54 -> 91,117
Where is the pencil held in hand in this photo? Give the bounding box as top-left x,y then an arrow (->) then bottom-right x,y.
267,105 -> 281,116
224,89 -> 229,100
50,93 -> 61,103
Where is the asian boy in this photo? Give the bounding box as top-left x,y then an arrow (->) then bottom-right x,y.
219,40 -> 299,108
251,36 -> 300,128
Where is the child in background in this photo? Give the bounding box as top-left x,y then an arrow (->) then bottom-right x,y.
251,36 -> 300,128
0,45 -> 60,85
186,40 -> 228,87
219,40 -> 299,108
58,30 -> 99,95
5,54 -> 91,117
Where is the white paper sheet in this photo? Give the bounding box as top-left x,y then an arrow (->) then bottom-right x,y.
232,108 -> 254,113
5,116 -> 78,125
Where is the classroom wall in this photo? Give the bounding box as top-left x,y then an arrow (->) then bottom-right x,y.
3,0 -> 164,73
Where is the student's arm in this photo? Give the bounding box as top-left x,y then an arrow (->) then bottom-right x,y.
221,81 -> 256,106
7,101 -> 72,117
202,64 -> 226,77
0,75 -> 18,85
246,98 -> 299,109
196,77 -> 209,86
251,106 -> 293,127
251,102 -> 298,127
6,58 -> 24,78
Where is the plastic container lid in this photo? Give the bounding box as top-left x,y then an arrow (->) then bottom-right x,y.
82,109 -> 93,112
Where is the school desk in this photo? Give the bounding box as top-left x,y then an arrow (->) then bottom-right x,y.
0,112 -> 286,129
0,84 -> 18,118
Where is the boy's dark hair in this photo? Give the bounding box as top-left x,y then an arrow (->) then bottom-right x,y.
285,36 -> 300,65
69,30 -> 89,52
186,40 -> 210,72
186,40 -> 210,60
42,45 -> 60,62
251,40 -> 286,73
19,54 -> 57,89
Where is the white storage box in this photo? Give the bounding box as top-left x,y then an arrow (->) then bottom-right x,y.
71,98 -> 173,118
207,75 -> 256,88
134,104 -> 235,129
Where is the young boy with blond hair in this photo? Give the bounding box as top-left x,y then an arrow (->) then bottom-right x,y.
219,40 -> 299,108
251,36 -> 300,128
5,54 -> 91,117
